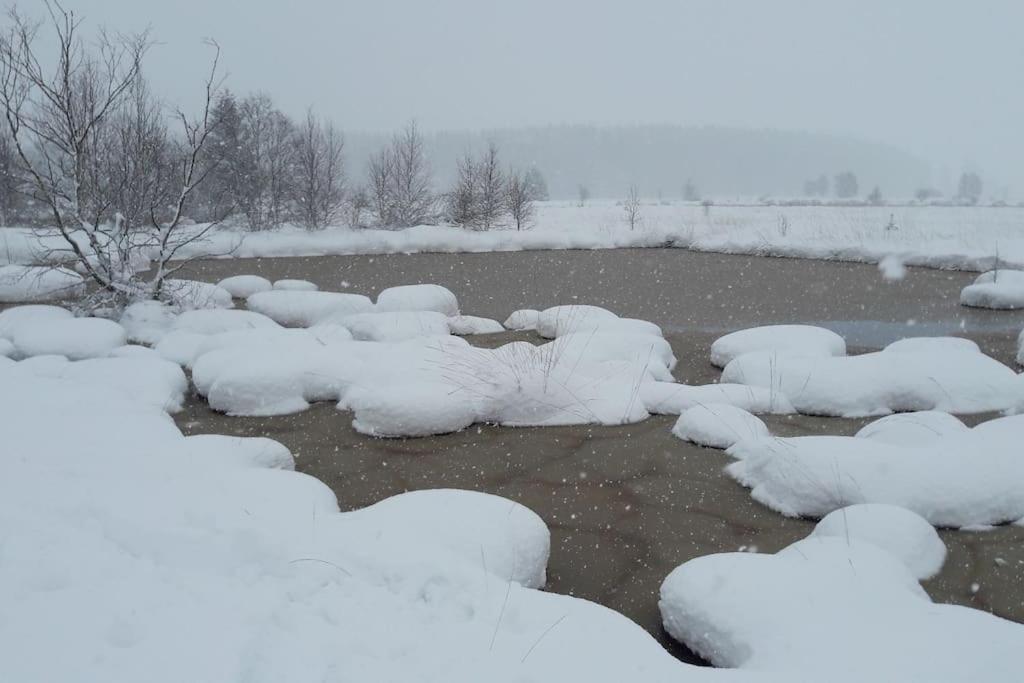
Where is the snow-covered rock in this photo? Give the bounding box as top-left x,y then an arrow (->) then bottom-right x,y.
119,300 -> 177,344
854,411 -> 969,446
179,434 -> 295,470
641,381 -> 795,415
672,403 -> 769,449
0,338 -> 14,357
710,324 -> 847,368
216,274 -> 273,298
447,315 -> 504,335
550,332 -> 676,381
503,309 -> 539,330
349,381 -> 478,437
659,530 -> 1020,682
726,413 -> 1024,527
721,344 -> 1022,416
10,316 -> 127,360
536,304 -> 618,338
376,284 -> 459,316
883,336 -> 980,355
273,278 -> 318,291
960,270 -> 1024,309
0,304 -> 72,339
246,290 -> 373,327
811,504 -> 947,579
0,265 -> 85,302
161,279 -> 233,310
327,311 -> 451,342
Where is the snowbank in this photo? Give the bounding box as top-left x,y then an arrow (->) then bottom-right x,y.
721,343 -> 1022,416
672,403 -> 769,449
726,413 -> 1024,527
216,274 -> 272,298
659,526 -> 1020,681
960,270 -> 1024,309
246,290 -> 373,326
0,265 -> 85,302
710,324 -> 846,368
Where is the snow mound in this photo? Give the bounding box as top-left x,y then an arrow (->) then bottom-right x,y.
10,316 -> 127,360
726,413 -> 1024,527
550,331 -> 676,381
0,304 -> 72,339
0,338 -> 13,357
536,304 -> 618,338
503,309 -> 539,330
273,278 -> 318,291
710,324 -> 847,368
246,290 -> 373,327
161,279 -> 233,310
855,410 -> 969,446
659,531 -> 1020,681
0,265 -> 85,302
641,381 -> 795,415
812,504 -> 947,579
350,382 -> 479,437
376,284 -> 459,316
1019,327 -> 1024,366
960,270 -> 1024,309
565,317 -> 664,338
327,311 -> 451,342
180,434 -> 295,470
448,315 -> 504,335
344,489 -> 550,588
884,336 -> 980,355
216,274 -> 272,298
721,344 -> 1021,416
672,403 -> 769,449
119,300 -> 177,344
171,308 -> 281,335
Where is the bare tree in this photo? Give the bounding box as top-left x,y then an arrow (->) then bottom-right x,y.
577,184 -> 590,207
233,93 -> 295,230
475,142 -> 504,230
0,1 -> 225,307
293,108 -> 344,230
345,185 -> 370,228
367,146 -> 394,227
386,121 -> 434,227
623,185 -> 641,230
446,151 -> 479,227
506,168 -> 535,231
0,129 -> 21,225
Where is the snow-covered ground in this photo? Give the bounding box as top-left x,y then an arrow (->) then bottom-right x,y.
5,202 -> 1024,274
3,272 -> 1024,680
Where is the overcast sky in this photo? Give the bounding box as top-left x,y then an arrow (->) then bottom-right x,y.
59,0 -> 1024,193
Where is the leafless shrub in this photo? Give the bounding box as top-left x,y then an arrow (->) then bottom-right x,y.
623,185 -> 641,230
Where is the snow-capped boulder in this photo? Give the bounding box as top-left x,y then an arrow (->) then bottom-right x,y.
960,270 -> 1024,310
447,315 -> 504,335
641,381 -> 795,415
536,304 -> 618,338
162,279 -> 233,310
503,309 -> 539,330
273,278 -> 318,292
854,411 -> 969,446
328,311 -> 451,342
11,316 -> 127,360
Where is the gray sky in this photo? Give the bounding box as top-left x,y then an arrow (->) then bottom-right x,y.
65,0 -> 1024,194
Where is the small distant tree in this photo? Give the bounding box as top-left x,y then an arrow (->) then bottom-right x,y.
293,109 -> 345,230
623,185 -> 641,230
867,186 -> 883,205
446,151 -> 479,227
803,174 -> 828,197
345,186 -> 370,228
683,178 -> 700,201
915,187 -> 941,202
367,146 -> 394,226
577,184 -> 590,207
957,172 -> 983,204
387,121 -> 434,227
524,167 -> 548,201
475,142 -> 504,230
506,168 -> 536,231
834,171 -> 859,199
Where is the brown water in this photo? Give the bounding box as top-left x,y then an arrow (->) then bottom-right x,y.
168,249 -> 1024,658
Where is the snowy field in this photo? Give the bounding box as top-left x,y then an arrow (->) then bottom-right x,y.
4,201 -> 1024,275
3,270 -> 1024,680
